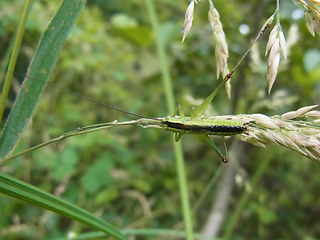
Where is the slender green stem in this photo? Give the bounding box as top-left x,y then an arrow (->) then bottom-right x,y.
276,0 -> 280,24
145,2 -> 175,114
0,0 -> 32,125
145,1 -> 194,239
0,37 -> 15,87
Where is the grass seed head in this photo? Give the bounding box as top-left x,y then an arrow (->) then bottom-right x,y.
237,106 -> 320,161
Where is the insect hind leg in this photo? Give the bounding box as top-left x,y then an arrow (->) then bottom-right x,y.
196,134 -> 229,163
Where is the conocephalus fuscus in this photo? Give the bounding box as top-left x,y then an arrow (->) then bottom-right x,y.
0,20 -> 273,165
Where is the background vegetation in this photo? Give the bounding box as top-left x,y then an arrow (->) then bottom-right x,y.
0,0 -> 320,239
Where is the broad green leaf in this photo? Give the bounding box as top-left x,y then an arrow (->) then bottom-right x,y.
0,0 -> 85,161
0,172 -> 127,240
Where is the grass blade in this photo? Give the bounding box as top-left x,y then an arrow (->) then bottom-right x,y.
0,0 -> 85,160
0,172 -> 127,240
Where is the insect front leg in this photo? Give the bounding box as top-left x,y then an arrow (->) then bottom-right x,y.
174,104 -> 185,117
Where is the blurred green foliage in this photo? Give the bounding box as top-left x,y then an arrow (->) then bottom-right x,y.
0,0 -> 320,239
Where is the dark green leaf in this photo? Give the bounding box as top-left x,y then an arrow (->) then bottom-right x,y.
0,0 -> 85,160
0,172 -> 127,240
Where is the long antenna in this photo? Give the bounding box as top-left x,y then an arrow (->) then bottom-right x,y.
5,70 -> 151,119
46,82 -> 151,119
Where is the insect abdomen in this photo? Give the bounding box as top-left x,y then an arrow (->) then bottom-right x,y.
162,118 -> 247,136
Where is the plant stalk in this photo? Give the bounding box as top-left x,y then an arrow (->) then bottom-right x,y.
145,1 -> 194,239
0,0 -> 32,125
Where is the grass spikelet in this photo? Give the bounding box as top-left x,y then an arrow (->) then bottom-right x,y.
207,1 -> 230,97
265,24 -> 287,94
182,0 -> 198,42
208,2 -> 229,80
236,106 -> 320,161
281,105 -> 318,120
181,0 -> 230,97
296,0 -> 320,36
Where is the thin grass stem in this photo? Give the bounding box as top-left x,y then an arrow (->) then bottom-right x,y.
145,1 -> 194,239
0,0 -> 32,125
